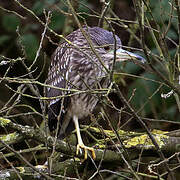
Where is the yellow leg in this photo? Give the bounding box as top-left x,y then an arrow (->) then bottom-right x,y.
73,115 -> 96,160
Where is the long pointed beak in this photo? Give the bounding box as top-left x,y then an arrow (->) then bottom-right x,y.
109,48 -> 146,63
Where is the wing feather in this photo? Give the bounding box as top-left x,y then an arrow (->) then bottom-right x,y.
46,42 -> 71,132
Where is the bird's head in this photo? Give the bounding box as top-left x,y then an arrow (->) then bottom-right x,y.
85,27 -> 146,68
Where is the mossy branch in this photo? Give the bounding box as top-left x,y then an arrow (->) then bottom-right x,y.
1,117 -> 180,163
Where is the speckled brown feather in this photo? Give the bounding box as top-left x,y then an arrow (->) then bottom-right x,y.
46,27 -> 122,138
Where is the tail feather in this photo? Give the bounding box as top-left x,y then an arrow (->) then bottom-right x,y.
48,98 -> 75,139
48,100 -> 62,132
58,119 -> 75,139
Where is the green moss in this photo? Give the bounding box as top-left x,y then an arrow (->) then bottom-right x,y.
95,144 -> 106,149
0,117 -> 10,127
16,167 -> 25,173
0,132 -> 18,142
113,73 -> 126,86
123,129 -> 169,149
104,129 -> 138,138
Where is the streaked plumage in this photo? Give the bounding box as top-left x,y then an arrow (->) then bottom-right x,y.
46,26 -> 145,159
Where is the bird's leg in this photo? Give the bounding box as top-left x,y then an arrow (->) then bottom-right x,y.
73,115 -> 96,160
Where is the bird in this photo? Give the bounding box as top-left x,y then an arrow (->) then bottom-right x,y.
46,26 -> 145,159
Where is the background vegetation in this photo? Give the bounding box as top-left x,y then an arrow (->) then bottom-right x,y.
0,0 -> 179,179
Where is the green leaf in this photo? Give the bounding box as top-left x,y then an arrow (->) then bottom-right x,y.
32,1 -> 46,15
21,34 -> 39,62
49,12 -> 65,31
2,15 -> 20,32
122,62 -> 142,74
32,0 -> 57,16
78,0 -> 90,12
167,29 -> 178,40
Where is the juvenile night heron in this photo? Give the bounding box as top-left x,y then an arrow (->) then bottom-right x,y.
46,26 -> 145,159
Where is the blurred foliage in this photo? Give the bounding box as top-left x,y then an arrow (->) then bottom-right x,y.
21,33 -> 39,62
49,11 -> 66,31
124,0 -> 179,122
2,14 -> 20,32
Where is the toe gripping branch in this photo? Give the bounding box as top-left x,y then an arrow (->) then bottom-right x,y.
73,115 -> 96,160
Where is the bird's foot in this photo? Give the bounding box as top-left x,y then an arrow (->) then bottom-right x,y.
76,143 -> 96,160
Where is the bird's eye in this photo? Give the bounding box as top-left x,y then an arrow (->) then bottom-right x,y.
104,46 -> 110,51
